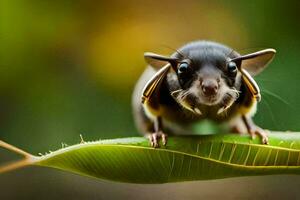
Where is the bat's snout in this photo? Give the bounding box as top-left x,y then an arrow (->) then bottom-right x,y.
201,79 -> 219,97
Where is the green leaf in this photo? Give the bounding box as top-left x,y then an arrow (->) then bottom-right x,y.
1,132 -> 300,183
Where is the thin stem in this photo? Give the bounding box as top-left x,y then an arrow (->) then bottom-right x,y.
0,140 -> 36,173
0,140 -> 33,158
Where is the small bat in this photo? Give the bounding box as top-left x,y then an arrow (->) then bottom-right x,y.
132,41 -> 276,147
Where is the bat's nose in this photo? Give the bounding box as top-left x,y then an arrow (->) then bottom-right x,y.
201,80 -> 218,96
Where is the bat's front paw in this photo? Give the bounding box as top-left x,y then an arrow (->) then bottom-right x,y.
248,126 -> 269,145
148,132 -> 168,148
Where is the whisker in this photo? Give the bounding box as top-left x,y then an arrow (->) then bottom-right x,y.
261,89 -> 292,108
180,90 -> 191,99
161,45 -> 186,59
228,87 -> 241,99
230,87 -> 241,93
261,95 -> 279,130
255,78 -> 281,83
226,49 -> 235,58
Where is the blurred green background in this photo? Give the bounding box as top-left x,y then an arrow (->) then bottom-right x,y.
0,0 -> 300,199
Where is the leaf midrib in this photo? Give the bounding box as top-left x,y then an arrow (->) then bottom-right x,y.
36,142 -> 300,169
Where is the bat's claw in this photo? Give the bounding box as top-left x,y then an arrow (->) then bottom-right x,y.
148,132 -> 168,148
248,125 -> 269,145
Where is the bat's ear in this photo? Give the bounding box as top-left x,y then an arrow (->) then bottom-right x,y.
232,48 -> 276,76
230,48 -> 276,102
144,52 -> 178,70
142,65 -> 171,104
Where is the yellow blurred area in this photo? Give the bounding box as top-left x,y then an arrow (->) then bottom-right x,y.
86,1 -> 249,90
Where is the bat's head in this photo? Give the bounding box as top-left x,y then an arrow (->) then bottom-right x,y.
144,41 -> 276,115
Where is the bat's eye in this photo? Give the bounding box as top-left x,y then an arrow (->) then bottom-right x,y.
227,62 -> 237,75
178,62 -> 189,74
177,62 -> 193,88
